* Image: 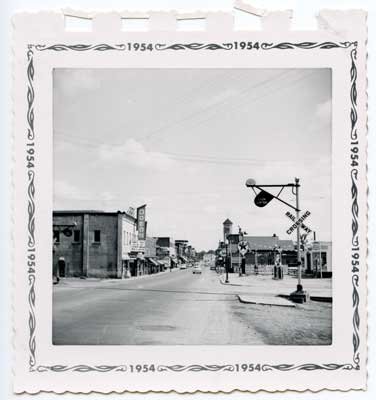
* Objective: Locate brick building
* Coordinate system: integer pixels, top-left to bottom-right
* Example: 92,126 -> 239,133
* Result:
175,239 -> 189,264
144,237 -> 163,274
155,237 -> 177,269
53,209 -> 157,279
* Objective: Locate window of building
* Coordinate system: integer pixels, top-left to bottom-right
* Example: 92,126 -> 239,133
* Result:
53,230 -> 60,243
73,229 -> 80,242
94,230 -> 101,243
321,252 -> 327,268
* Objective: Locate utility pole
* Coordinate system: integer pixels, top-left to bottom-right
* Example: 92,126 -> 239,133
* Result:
245,176 -> 309,303
295,178 -> 302,290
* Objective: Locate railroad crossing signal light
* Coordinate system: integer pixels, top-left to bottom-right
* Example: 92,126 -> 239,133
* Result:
245,178 -> 256,187
254,190 -> 274,207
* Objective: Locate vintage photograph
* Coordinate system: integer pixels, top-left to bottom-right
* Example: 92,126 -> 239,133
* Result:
52,67 -> 332,346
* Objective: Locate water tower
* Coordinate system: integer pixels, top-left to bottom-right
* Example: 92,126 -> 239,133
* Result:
223,218 -> 233,242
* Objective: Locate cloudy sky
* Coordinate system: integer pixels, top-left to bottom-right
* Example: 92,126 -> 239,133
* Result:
53,68 -> 331,251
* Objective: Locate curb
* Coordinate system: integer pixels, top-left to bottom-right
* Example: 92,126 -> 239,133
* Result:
278,294 -> 332,303
57,268 -> 184,286
107,267 -> 182,283
219,275 -> 243,287
237,294 -> 296,308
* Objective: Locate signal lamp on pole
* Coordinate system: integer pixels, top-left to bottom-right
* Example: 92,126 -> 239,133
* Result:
245,177 -> 309,303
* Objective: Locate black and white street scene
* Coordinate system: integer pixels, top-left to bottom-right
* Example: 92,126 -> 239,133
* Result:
53,68 -> 332,345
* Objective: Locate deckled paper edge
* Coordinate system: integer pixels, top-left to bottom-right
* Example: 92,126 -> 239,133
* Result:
10,6 -> 368,395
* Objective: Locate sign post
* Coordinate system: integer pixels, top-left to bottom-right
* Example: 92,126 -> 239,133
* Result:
237,240 -> 249,277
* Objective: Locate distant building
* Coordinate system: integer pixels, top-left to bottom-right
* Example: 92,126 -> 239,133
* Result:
305,241 -> 332,277
186,244 -> 196,260
175,239 -> 189,264
155,237 -> 177,269
242,235 -> 295,269
217,216 -> 332,276
144,237 -> 162,275
217,231 -> 296,274
203,253 -> 216,265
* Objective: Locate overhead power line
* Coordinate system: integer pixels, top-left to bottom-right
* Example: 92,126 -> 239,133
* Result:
54,130 -> 325,166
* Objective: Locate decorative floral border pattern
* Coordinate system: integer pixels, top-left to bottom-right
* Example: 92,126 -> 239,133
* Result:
157,365 -> 235,372
25,41 -> 360,373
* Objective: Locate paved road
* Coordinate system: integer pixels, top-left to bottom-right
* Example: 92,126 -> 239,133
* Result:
53,265 -> 332,345
53,266 -> 264,345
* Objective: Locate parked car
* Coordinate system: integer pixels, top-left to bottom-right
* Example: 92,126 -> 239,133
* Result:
192,265 -> 202,274
179,264 -> 187,270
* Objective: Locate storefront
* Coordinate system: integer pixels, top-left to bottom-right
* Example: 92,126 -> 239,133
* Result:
306,241 -> 332,277
178,255 -> 188,265
146,257 -> 162,274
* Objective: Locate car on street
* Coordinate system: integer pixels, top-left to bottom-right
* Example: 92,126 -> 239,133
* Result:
192,265 -> 202,274
179,264 -> 187,270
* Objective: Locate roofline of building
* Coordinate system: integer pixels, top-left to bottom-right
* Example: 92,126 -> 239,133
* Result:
53,210 -> 137,221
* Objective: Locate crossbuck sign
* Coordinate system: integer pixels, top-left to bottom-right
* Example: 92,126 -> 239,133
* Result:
238,240 -> 249,256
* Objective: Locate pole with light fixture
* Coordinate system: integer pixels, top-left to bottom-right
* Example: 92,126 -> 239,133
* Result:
52,221 -> 77,284
225,238 -> 229,283
245,177 -> 309,303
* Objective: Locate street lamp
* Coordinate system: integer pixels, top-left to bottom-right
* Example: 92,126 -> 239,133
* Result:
245,177 -> 308,303
225,238 -> 229,283
273,244 -> 283,280
52,222 -> 77,284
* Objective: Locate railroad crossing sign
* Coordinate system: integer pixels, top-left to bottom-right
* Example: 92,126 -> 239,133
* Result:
238,240 -> 249,256
285,210 -> 312,235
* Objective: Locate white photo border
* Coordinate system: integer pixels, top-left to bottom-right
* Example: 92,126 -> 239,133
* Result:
25,40 -> 360,374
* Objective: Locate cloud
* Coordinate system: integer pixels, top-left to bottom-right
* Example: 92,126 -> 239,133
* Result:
54,180 -> 121,211
98,138 -> 175,172
101,191 -> 115,202
54,180 -> 87,201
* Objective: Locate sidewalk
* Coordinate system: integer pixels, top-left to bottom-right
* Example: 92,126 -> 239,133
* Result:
219,273 -> 332,302
55,267 -> 181,288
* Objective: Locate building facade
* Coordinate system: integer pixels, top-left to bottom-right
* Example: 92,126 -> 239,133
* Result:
216,220 -> 332,277
53,209 -> 160,279
305,241 -> 332,277
144,237 -> 162,275
175,239 -> 189,264
53,211 -> 125,278
155,237 -> 177,269
203,252 -> 216,266
216,230 -> 296,274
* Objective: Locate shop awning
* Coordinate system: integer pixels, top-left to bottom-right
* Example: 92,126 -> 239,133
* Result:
146,257 -> 159,266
